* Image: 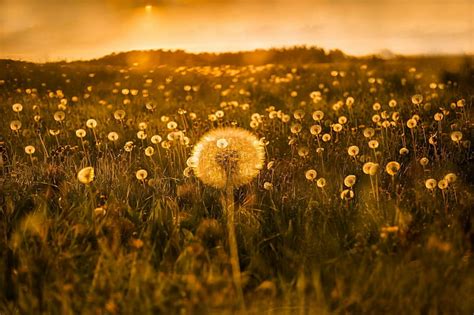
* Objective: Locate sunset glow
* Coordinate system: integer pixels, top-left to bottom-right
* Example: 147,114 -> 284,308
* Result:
1,0 -> 473,61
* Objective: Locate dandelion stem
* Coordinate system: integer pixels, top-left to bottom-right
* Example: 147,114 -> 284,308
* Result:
223,184 -> 245,310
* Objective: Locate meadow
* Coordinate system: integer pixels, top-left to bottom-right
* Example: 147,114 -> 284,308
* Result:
1,54 -> 473,314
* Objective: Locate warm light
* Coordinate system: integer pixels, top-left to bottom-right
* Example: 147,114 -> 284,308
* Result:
145,5 -> 152,12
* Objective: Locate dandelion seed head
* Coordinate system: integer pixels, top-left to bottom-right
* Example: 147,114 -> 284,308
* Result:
77,167 -> 94,184
344,175 -> 357,188
385,161 -> 401,176
24,145 -> 35,155
189,127 -> 265,189
305,169 -> 317,181
136,169 -> 148,180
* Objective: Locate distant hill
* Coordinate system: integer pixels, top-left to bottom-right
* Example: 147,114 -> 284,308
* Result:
74,46 -> 349,67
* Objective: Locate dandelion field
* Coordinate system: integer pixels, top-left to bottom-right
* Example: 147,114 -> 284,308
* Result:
1,55 -> 474,314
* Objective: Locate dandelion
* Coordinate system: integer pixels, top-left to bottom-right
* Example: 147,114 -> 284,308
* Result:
291,123 -> 302,134
107,132 -> 119,142
316,178 -> 326,188
24,145 -> 35,155
189,127 -> 264,306
312,110 -> 324,121
297,147 -> 309,158
347,145 -> 360,157
322,133 -> 331,142
12,103 -> 23,113
363,127 -> 375,138
151,135 -> 162,144
363,162 -> 379,175
344,175 -> 356,188
114,109 -> 126,121
10,120 -> 22,131
305,169 -> 317,181
136,169 -> 148,181
385,161 -> 401,176
406,118 -> 417,129
437,179 -> 448,190
434,113 -> 444,121
332,123 -> 343,133
368,140 -> 379,149
263,182 -> 273,191
425,178 -> 437,190
340,189 -> 354,200
86,119 -> 97,129
54,111 -> 66,122
189,127 -> 265,189
167,121 -> 178,130
76,129 -> 86,138
399,147 -> 409,155
419,157 -> 429,167
310,125 -> 322,135
77,167 -> 94,184
124,141 -> 134,152
444,173 -> 457,183
137,131 -> 147,140
411,94 -> 423,105
144,146 -> 155,157
450,131 -> 462,142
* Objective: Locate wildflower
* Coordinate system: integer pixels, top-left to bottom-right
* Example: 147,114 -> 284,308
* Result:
113,109 -> 126,120
316,178 -> 326,188
411,94 -> 423,105
310,125 -> 322,135
137,131 -> 147,140
444,173 -> 457,183
312,110 -> 324,121
76,129 -> 86,138
322,133 -> 331,142
399,147 -> 409,155
340,189 -> 354,200
263,182 -> 273,191
332,123 -> 343,133
419,157 -> 429,166
124,141 -> 134,152
107,132 -> 119,141
347,145 -> 360,157
136,169 -> 148,181
167,121 -> 178,130
53,111 -> 65,122
425,178 -> 437,190
189,127 -> 265,189
344,175 -> 356,188
305,169 -> 317,181
368,140 -> 379,149
145,146 -> 155,156
151,135 -> 162,144
77,167 -> 94,184
86,119 -> 98,129
450,131 -> 462,142
385,161 -> 401,176
406,118 -> 417,129
362,128 -> 375,139
24,145 -> 35,155
363,162 -> 379,175
437,179 -> 448,190
10,120 -> 22,131
434,113 -> 444,121
12,103 -> 23,112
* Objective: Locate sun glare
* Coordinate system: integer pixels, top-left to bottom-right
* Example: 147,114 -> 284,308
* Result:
145,5 -> 152,12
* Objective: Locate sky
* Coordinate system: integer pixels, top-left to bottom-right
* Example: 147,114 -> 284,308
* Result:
0,0 -> 473,61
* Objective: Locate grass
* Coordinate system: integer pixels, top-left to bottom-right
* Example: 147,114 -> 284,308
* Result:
0,56 -> 473,314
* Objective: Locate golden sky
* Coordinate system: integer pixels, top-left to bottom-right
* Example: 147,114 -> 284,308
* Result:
1,0 -> 473,61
